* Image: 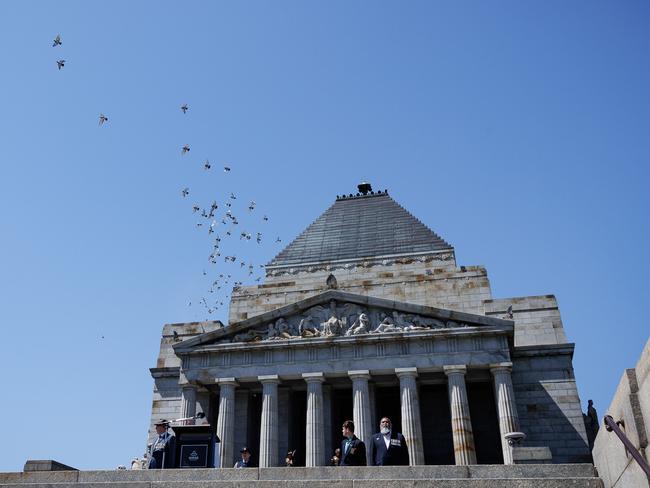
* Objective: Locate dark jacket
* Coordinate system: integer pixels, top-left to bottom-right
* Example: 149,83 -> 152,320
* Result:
148,431 -> 176,469
367,431 -> 409,466
339,435 -> 367,466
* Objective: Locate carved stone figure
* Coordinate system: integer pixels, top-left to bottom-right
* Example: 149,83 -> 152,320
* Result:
326,274 -> 338,289
345,313 -> 370,336
321,314 -> 342,337
266,318 -> 293,340
299,315 -> 321,337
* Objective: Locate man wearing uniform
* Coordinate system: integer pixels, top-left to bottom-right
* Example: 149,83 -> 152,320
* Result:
367,417 -> 409,466
339,420 -> 367,466
148,419 -> 176,469
234,447 -> 255,468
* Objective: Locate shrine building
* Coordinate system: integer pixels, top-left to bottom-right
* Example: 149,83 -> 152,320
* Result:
147,183 -> 591,468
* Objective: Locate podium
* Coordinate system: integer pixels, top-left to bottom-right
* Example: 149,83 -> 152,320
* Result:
171,423 -> 220,468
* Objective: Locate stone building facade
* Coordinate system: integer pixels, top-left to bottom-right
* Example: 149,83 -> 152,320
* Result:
147,186 -> 591,467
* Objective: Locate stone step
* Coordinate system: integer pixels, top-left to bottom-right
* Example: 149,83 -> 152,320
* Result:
0,465 -> 603,488
0,480 -> 604,488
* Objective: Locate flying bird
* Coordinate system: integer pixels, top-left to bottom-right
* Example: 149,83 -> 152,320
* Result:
57,59 -> 65,70
263,215 -> 269,221
276,237 -> 281,243
192,205 -> 200,213
506,305 -> 514,319
182,144 -> 190,154
181,104 -> 188,114
229,193 -> 236,200
181,187 -> 189,197
224,166 -> 231,172
248,201 -> 256,211
52,35 -> 62,47
99,113 -> 108,126
204,159 -> 211,170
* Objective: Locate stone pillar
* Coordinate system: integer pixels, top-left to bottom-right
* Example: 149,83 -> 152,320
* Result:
259,375 -> 280,467
323,384 -> 333,466
180,385 -> 197,419
349,370 -> 373,454
490,362 -> 520,465
303,372 -> 326,467
278,387 -> 290,466
216,378 -> 237,468
444,365 -> 477,465
395,367 -> 425,465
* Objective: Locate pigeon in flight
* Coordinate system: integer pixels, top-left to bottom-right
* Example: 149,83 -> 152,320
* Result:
229,193 -> 236,200
99,113 -> 108,126
204,159 -> 211,170
192,205 -> 200,213
181,104 -> 188,114
256,233 -> 262,244
57,59 -> 65,70
263,215 -> 269,221
224,166 -> 231,172
506,305 -> 514,319
182,144 -> 190,155
248,201 -> 256,211
276,237 -> 281,243
181,187 -> 190,197
52,35 -> 62,47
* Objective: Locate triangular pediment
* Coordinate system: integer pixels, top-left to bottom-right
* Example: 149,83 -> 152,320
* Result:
174,291 -> 513,353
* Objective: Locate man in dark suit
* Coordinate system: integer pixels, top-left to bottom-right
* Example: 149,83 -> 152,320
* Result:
339,420 -> 367,466
148,419 -> 176,469
367,417 -> 409,466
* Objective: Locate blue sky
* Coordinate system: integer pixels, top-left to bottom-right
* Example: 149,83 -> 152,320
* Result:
0,0 -> 648,471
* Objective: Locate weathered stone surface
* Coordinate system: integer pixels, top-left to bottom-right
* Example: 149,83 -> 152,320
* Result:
23,460 -> 77,472
592,337 -> 650,488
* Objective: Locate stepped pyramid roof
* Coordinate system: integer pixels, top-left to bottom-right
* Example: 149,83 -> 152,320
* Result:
268,186 -> 453,268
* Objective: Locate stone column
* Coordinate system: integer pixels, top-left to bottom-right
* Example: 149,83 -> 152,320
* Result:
259,375 -> 280,467
180,385 -> 197,420
395,367 -> 425,465
348,370 -> 373,454
323,384 -> 333,466
444,365 -> 477,465
490,362 -> 520,465
303,372 -> 326,466
216,378 -> 237,468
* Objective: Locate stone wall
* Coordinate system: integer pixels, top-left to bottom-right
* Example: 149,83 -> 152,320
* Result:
512,345 -> 591,464
592,338 -> 650,488
485,296 -> 568,347
229,261 -> 492,324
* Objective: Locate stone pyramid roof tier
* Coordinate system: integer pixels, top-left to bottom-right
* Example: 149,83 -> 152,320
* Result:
268,190 -> 453,269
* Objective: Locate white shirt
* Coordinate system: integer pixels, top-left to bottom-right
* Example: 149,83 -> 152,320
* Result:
383,432 -> 391,449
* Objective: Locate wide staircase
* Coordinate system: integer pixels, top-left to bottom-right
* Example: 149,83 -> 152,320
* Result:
0,464 -> 603,487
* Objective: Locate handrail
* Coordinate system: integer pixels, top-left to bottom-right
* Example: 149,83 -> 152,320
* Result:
604,415 -> 650,479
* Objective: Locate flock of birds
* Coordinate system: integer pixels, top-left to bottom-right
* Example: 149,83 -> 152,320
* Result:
52,34 -> 285,322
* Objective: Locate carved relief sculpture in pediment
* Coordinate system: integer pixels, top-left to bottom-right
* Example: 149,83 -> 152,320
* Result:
225,300 -> 471,344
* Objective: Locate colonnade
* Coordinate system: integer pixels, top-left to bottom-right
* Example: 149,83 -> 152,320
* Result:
182,362 -> 520,467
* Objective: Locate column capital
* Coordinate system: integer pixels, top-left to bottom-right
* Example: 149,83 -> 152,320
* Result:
302,372 -> 325,383
348,370 -> 371,380
444,365 -> 467,376
217,377 -> 238,387
489,362 -> 513,374
395,367 -> 418,378
258,374 -> 280,384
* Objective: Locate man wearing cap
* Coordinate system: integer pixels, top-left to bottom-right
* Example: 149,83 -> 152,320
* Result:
148,419 -> 176,469
234,447 -> 255,468
339,420 -> 366,466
